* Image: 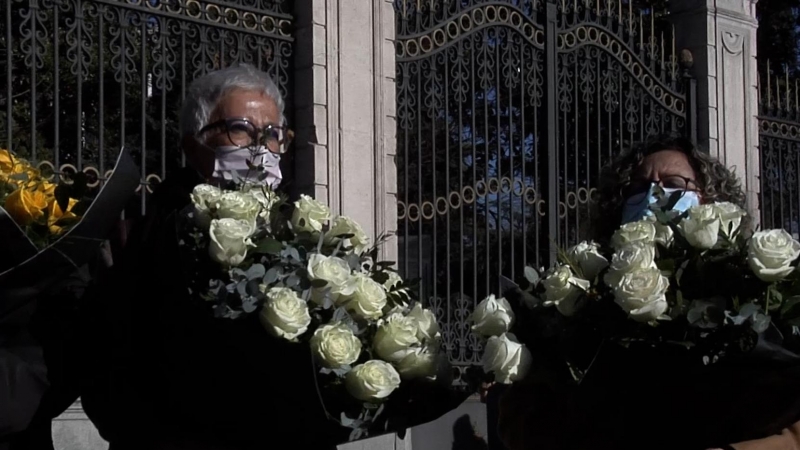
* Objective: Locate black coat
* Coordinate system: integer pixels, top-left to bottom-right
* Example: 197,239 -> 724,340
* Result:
79,168 -> 349,449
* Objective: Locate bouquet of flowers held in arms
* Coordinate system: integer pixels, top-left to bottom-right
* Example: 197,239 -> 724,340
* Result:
0,147 -> 139,317
179,181 -> 472,442
476,188 -> 800,449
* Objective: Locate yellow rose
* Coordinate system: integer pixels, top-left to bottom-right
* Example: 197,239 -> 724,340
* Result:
4,188 -> 49,226
46,197 -> 79,234
38,181 -> 56,197
0,149 -> 20,173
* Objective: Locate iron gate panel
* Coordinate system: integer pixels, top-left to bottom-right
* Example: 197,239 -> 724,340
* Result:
1,0 -> 293,217
759,68 -> 800,237
395,0 -> 689,384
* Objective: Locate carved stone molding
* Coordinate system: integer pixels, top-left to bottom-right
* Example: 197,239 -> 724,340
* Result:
721,30 -> 744,56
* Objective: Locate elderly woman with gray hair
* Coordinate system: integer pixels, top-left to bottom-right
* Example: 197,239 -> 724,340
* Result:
497,136 -> 800,450
77,65 -> 354,450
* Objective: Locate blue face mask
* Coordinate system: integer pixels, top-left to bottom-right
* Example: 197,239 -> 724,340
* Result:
621,183 -> 700,224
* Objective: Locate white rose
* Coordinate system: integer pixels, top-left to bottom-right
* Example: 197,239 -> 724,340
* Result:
310,322 -> 362,368
208,218 -> 255,267
373,311 -> 420,362
341,273 -> 388,321
566,241 -> 609,280
325,216 -> 371,254
482,333 -> 532,384
246,185 -> 279,219
407,303 -> 441,342
613,267 -> 669,322
396,345 -> 439,380
216,191 -> 261,231
471,294 -> 515,337
259,287 -> 311,341
710,202 -> 747,237
603,243 -> 657,287
292,194 -> 331,233
611,220 -> 656,250
541,265 -> 590,317
678,204 -> 721,249
748,229 -> 800,282
190,184 -> 221,228
345,360 -> 401,402
307,254 -> 355,303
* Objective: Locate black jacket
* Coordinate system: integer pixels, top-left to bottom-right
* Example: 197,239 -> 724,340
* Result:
79,168 -> 349,449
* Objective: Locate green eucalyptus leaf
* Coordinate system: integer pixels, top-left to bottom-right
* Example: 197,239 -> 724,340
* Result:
286,273 -> 300,288
524,266 -> 539,285
264,267 -> 281,285
246,264 -> 266,280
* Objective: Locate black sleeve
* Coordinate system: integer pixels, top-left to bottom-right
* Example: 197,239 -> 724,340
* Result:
0,303 -> 48,438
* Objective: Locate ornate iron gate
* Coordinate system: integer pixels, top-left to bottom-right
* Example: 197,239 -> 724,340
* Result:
759,67 -> 800,237
394,0 -> 692,384
1,0 -> 293,216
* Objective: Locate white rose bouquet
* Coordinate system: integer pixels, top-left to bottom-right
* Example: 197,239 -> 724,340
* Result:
492,190 -> 800,450
175,181 -> 467,443
489,189 -> 800,388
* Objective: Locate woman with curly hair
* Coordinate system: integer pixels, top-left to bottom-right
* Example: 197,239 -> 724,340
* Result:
592,135 -> 747,243
497,135 -> 800,450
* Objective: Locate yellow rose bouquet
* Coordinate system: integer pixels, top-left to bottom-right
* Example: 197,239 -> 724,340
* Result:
0,150 -> 82,242
0,147 -> 140,316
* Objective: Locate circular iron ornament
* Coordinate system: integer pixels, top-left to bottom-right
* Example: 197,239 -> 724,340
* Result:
396,41 -> 405,58
420,35 -> 433,53
537,200 -> 546,216
205,3 -> 222,23
488,177 -> 500,195
462,186 -> 476,204
484,5 -> 497,23
510,11 -> 522,27
407,203 -> 420,222
186,0 -> 202,18
448,191 -> 462,209
145,174 -> 162,194
446,21 -> 460,39
60,164 -> 78,186
422,201 -> 435,220
83,166 -> 101,188
497,6 -> 510,22
406,40 -> 419,57
590,188 -> 599,203
566,191 -> 578,209
36,161 -> 56,181
104,170 -> 115,185
475,180 -> 488,197
500,177 -> 513,194
558,201 -> 567,218
433,28 -> 447,47
512,179 -> 525,197
436,197 -> 449,215
472,7 -> 485,26
459,14 -> 471,33
524,187 -> 538,205
397,201 -> 407,220
578,187 -> 591,204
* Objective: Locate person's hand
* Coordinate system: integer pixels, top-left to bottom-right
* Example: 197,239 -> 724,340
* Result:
479,381 -> 495,403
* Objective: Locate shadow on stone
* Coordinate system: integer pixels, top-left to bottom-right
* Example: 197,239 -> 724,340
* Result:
451,414 -> 488,450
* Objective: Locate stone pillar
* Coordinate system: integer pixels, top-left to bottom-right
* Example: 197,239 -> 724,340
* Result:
670,0 -> 760,223
293,0 -> 398,261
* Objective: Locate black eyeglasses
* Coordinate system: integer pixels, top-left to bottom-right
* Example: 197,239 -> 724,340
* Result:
624,175 -> 700,203
198,117 -> 294,154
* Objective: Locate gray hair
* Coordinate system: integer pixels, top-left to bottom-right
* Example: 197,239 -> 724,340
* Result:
179,64 -> 285,139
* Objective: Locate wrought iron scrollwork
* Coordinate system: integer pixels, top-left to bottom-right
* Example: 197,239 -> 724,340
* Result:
2,0 -> 293,212
759,65 -> 800,237
395,0 -> 690,384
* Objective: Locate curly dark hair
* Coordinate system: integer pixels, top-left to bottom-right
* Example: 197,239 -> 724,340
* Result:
592,135 -> 747,243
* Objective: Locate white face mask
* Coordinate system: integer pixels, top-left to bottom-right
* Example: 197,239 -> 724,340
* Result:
211,145 -> 282,188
